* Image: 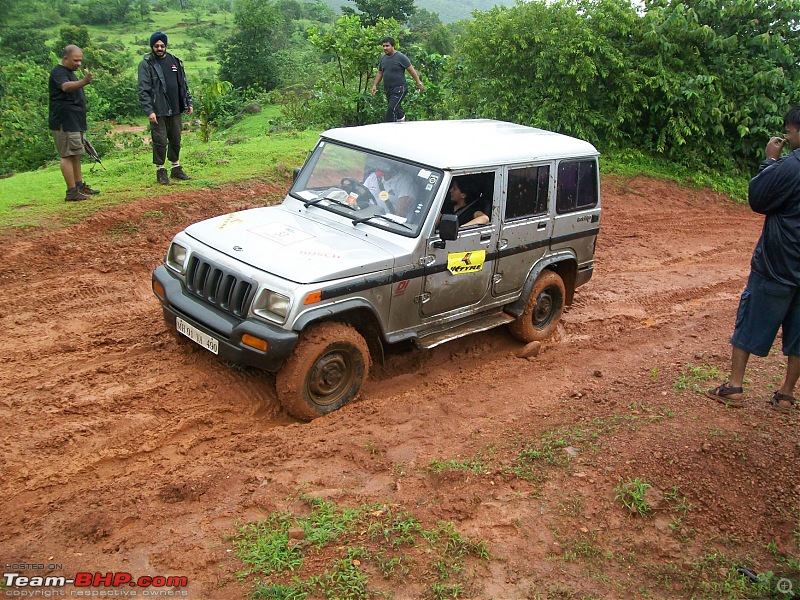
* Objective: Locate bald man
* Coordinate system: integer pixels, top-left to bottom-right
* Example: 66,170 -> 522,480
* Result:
48,45 -> 99,201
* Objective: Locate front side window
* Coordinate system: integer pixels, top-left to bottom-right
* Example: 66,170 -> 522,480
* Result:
290,141 -> 442,237
556,160 -> 598,214
506,165 -> 550,220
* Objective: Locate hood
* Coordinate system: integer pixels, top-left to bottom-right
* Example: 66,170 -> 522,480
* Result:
184,205 -> 395,284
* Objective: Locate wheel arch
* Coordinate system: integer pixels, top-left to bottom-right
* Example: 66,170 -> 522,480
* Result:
505,252 -> 578,318
293,299 -> 386,361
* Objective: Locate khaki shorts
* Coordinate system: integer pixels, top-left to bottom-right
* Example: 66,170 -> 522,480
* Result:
51,129 -> 85,158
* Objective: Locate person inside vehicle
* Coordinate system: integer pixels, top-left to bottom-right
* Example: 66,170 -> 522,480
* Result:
440,177 -> 490,227
363,162 -> 417,219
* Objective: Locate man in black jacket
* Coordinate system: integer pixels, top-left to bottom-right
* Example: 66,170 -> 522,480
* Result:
49,45 -> 100,201
138,32 -> 193,185
707,105 -> 800,413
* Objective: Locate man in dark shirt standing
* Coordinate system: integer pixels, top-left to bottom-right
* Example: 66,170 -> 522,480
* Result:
371,37 -> 423,123
707,106 -> 800,414
138,31 -> 193,185
49,45 -> 99,202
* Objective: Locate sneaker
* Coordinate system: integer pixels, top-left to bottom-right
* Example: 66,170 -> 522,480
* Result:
65,187 -> 90,202
79,182 -> 100,195
170,165 -> 191,181
157,168 -> 171,185
398,116 -> 406,122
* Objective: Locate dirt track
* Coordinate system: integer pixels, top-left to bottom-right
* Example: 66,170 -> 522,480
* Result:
2,175 -> 798,598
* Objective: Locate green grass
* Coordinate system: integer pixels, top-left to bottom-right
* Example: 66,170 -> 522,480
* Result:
602,147 -> 750,202
673,362 -> 722,394
614,477 -> 652,517
233,494 -> 488,599
0,115 -> 319,229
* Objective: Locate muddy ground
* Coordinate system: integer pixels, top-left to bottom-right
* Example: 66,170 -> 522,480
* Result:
2,175 -> 798,599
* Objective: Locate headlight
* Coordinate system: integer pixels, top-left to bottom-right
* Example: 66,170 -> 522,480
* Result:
166,243 -> 188,274
252,289 -> 291,322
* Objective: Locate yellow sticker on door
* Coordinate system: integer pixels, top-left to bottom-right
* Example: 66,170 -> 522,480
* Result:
447,250 -> 486,275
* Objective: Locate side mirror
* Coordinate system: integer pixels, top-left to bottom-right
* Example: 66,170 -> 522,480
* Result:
436,214 -> 459,246
293,167 -> 301,182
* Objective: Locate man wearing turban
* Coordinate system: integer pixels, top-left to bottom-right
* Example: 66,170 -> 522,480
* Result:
137,31 -> 194,185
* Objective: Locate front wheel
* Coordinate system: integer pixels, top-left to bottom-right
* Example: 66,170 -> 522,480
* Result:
276,322 -> 371,420
509,270 -> 566,342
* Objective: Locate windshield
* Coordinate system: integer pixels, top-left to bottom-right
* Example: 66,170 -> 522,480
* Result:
290,140 -> 443,237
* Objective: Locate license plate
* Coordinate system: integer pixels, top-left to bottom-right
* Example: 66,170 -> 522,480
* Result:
176,317 -> 219,355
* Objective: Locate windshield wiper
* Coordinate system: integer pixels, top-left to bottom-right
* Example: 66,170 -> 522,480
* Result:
352,214 -> 412,230
303,196 -> 356,211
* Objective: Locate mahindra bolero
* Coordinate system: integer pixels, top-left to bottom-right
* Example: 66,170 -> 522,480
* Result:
152,119 -> 601,419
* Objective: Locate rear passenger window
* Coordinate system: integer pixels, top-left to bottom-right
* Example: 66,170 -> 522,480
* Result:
506,165 -> 550,220
556,160 -> 598,213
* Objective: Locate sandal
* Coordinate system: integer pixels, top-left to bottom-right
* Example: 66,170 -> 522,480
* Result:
769,391 -> 796,414
705,382 -> 744,408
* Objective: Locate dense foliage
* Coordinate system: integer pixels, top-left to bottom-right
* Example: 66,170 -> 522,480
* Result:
0,0 -> 798,176
450,0 -> 800,171
217,0 -> 287,90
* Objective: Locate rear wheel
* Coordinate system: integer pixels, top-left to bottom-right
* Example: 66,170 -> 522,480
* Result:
509,270 -> 566,342
276,322 -> 370,420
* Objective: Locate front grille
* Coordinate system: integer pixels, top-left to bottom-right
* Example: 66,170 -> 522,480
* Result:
185,255 -> 255,318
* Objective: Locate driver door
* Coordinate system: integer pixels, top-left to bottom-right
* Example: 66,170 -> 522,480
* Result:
420,171 -> 500,317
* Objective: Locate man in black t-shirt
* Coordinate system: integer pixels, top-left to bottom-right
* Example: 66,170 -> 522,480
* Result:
48,45 -> 99,202
137,31 -> 194,185
370,37 -> 424,123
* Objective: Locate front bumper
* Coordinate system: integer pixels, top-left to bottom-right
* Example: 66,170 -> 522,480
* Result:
152,265 -> 298,372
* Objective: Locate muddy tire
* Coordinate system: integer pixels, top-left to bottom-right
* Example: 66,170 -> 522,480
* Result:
509,270 -> 566,343
276,322 -> 370,420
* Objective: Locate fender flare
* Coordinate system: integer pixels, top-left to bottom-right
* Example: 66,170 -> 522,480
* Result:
293,298 -> 385,335
505,251 -> 577,318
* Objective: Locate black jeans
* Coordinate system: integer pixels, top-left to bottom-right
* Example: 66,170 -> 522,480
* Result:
150,114 -> 182,166
384,84 -> 407,122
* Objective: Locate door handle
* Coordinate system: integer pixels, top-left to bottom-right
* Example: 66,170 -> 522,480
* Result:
480,231 -> 492,242
538,222 -> 547,230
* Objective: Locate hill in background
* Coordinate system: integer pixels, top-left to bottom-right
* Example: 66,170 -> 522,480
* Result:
332,0 -> 516,23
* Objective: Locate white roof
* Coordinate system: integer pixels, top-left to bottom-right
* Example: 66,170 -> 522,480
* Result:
322,119 -> 598,170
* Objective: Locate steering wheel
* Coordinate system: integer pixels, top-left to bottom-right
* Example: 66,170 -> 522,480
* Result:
340,177 -> 376,208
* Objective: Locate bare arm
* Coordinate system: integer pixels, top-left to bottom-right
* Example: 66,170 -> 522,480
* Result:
406,65 -> 424,92
463,210 -> 489,227
61,70 -> 92,93
371,71 -> 383,94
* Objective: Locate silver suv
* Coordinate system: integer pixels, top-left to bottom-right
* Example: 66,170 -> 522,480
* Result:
152,119 -> 601,419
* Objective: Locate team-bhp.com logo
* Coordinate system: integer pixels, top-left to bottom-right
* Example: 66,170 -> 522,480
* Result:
4,571 -> 189,597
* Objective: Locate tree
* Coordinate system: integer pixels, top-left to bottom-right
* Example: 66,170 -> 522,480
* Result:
302,0 -> 335,21
71,0 -> 135,24
218,0 -> 287,90
452,0 -> 638,144
636,0 -> 800,169
0,60 -> 53,174
450,0 -> 800,172
305,15 -> 401,125
194,78 -> 234,142
51,25 -> 91,56
0,27 -> 53,67
407,8 -> 452,54
341,0 -> 416,26
425,23 -> 452,55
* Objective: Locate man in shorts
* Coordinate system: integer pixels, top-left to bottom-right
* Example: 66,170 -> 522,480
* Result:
49,45 -> 99,202
707,105 -> 800,413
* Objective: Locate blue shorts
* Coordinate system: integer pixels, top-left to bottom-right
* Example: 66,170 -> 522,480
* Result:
730,270 -> 800,357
